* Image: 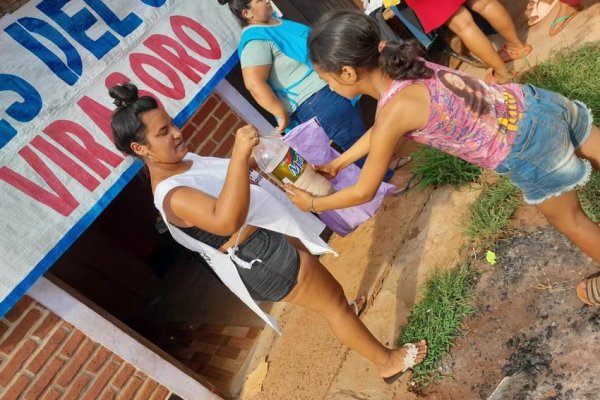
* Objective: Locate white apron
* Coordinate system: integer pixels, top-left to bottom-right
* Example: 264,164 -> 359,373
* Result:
154,153 -> 336,332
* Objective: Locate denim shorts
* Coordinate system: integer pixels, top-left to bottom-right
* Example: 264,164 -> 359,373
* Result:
495,84 -> 593,204
233,228 -> 300,302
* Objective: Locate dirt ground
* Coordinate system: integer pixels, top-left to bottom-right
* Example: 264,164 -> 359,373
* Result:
425,225 -> 600,400
238,2 -> 600,399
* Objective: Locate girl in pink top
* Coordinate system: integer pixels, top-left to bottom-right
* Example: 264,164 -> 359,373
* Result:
286,10 -> 600,306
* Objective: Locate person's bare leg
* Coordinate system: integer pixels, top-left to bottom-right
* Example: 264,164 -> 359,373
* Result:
536,190 -> 600,305
468,0 -> 527,49
536,191 -> 600,264
282,239 -> 427,378
446,6 -> 509,80
575,124 -> 600,170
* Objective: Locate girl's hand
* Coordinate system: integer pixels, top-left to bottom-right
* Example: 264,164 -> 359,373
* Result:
284,184 -> 313,212
274,113 -> 290,133
313,163 -> 339,180
232,125 -> 259,158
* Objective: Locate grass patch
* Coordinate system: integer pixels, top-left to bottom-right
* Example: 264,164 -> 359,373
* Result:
580,171 -> 600,223
396,264 -> 476,391
464,177 -> 521,249
412,147 -> 482,188
519,43 -> 600,116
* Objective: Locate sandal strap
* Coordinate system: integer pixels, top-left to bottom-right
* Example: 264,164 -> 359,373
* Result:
401,343 -> 419,373
586,275 -> 600,305
550,14 -> 572,28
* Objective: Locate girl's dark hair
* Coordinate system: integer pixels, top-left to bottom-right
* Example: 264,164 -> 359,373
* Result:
218,0 -> 252,27
437,70 -> 491,115
309,10 -> 432,81
109,83 -> 158,156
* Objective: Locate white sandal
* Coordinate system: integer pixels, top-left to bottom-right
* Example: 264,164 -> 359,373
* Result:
383,342 -> 421,384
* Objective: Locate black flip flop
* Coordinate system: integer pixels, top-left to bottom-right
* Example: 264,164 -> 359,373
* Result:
390,155 -> 412,171
392,174 -> 422,196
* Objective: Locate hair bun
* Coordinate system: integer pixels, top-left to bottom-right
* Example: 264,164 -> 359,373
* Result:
108,83 -> 139,108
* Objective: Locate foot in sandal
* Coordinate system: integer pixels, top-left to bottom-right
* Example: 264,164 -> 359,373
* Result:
349,295 -> 367,316
528,0 -> 559,26
549,2 -> 583,37
379,340 -> 428,384
576,271 -> 600,305
498,43 -> 533,63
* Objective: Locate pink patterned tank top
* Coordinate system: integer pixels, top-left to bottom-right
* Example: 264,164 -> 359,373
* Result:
377,62 -> 525,169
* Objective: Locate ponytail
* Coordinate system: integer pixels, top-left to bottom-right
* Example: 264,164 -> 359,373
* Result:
309,10 -> 432,80
379,40 -> 432,80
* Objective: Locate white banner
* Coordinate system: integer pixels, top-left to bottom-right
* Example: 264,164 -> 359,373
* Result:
0,0 -> 241,315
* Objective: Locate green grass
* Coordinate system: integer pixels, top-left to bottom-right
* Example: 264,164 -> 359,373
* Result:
580,171 -> 600,223
411,147 -> 482,188
396,264 -> 476,391
519,43 -> 600,117
464,177 -> 521,249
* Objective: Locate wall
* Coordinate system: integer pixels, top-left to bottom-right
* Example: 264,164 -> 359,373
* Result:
0,296 -> 172,400
182,93 -> 246,157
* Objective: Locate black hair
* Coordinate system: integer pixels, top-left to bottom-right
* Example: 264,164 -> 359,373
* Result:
109,83 -> 159,157
218,0 -> 252,27
309,10 -> 432,81
437,70 -> 491,115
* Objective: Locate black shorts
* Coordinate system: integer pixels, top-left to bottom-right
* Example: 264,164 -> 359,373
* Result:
233,228 -> 300,301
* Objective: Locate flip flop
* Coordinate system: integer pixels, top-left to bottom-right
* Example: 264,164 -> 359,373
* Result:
349,295 -> 367,316
549,7 -> 582,37
498,43 -> 533,63
528,0 -> 559,26
390,155 -> 412,171
392,174 -> 422,196
382,342 -> 421,384
576,271 -> 600,306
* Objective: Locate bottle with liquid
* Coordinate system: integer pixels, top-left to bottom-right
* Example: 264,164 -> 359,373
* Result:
252,134 -> 334,197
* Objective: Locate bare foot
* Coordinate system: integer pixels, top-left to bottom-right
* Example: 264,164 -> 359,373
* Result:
379,339 -> 428,380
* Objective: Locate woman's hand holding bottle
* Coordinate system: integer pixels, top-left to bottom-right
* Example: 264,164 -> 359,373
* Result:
232,125 -> 260,159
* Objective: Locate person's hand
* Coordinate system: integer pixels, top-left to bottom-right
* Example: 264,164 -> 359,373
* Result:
284,184 -> 314,212
232,125 -> 259,159
273,113 -> 290,133
313,162 -> 339,180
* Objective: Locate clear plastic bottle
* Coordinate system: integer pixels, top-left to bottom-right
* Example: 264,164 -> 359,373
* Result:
252,134 -> 334,196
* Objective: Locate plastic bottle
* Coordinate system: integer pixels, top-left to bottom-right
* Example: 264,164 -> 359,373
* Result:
252,134 -> 334,196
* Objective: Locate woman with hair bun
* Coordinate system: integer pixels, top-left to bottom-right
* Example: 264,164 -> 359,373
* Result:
108,82 -> 427,384
286,10 -> 600,307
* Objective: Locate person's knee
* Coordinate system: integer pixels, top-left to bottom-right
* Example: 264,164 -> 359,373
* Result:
447,8 -> 477,33
468,0 -> 495,14
320,284 -> 351,318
